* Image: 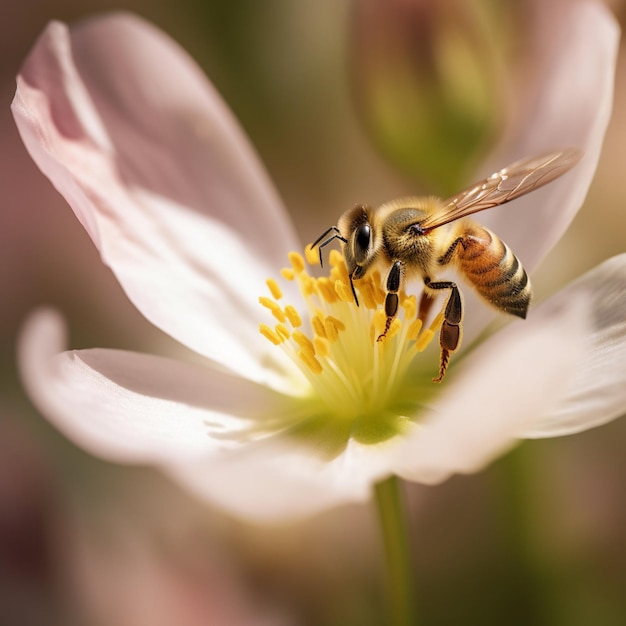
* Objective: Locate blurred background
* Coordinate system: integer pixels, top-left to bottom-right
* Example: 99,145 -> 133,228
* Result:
1,1 -> 625,625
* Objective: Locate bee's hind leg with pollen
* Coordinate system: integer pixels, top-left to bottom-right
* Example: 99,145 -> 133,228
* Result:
423,278 -> 463,382
377,260 -> 403,342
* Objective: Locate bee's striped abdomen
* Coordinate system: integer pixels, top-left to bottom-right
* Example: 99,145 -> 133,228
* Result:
456,225 -> 531,318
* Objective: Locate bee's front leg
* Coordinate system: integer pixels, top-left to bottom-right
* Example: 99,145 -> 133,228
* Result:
377,260 -> 403,342
423,278 -> 463,382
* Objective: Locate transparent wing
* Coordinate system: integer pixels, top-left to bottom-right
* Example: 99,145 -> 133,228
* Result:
420,148 -> 583,232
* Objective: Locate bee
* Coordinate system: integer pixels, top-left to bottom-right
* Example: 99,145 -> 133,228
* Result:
312,148 -> 582,382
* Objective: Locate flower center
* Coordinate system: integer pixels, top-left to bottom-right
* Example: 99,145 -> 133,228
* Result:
258,247 -> 443,455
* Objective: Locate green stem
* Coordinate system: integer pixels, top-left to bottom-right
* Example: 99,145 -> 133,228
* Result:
374,475 -> 418,626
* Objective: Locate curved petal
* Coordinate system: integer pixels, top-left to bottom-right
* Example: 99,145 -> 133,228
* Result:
459,1 -> 618,341
12,14 -> 300,385
523,255 -> 626,437
482,1 -> 618,271
391,287 -> 591,484
18,309 -> 292,464
166,435 -> 395,524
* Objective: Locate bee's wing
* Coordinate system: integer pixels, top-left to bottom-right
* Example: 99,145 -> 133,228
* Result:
420,148 -> 583,232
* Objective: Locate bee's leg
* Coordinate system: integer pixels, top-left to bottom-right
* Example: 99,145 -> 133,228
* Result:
423,278 -> 462,382
377,260 -> 403,342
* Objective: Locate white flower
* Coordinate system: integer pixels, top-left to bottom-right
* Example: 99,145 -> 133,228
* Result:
12,6 -> 625,523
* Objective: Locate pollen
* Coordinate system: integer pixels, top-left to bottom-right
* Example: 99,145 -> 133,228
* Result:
258,246 -> 445,429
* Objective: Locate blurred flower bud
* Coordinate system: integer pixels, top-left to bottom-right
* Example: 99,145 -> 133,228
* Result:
351,0 -> 512,194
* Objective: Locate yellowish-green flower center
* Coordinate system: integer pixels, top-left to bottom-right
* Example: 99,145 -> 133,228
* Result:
258,247 -> 443,455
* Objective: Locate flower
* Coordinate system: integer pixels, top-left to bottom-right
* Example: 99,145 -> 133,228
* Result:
12,6 -> 625,523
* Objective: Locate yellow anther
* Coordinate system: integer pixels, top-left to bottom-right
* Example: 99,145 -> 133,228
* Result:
288,251 -> 305,274
281,267 -> 295,281
385,318 -> 402,340
402,295 -> 417,320
332,265 -> 351,287
316,277 -> 338,303
428,309 -> 445,333
415,329 -> 435,352
370,309 -> 388,343
301,276 -> 316,297
292,331 -> 316,354
325,315 -> 345,331
311,315 -> 327,339
329,249 -> 344,267
416,310 -> 445,352
335,279 -> 354,303
314,336 -> 330,357
324,317 -> 340,342
298,349 -> 323,375
305,244 -> 319,266
407,318 -> 423,341
275,324 -> 291,341
284,305 -> 302,328
266,278 -> 283,300
359,282 -> 378,310
259,297 -> 286,322
259,323 -> 282,345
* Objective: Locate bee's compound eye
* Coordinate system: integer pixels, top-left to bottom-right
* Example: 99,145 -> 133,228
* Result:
355,223 -> 371,251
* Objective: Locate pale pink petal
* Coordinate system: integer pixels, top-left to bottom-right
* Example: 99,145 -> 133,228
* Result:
18,309 -> 291,465
12,14 -> 299,385
481,1 -> 618,271
166,436 -> 396,523
462,1 -> 618,339
391,289 -> 591,484
523,255 -> 626,437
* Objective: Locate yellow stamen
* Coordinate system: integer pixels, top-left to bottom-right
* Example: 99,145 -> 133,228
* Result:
298,349 -> 323,374
292,331 -> 316,354
259,323 -> 282,345
266,278 -> 283,300
407,318 -> 423,341
402,295 -> 417,320
259,296 -> 286,323
314,337 -> 330,357
335,280 -> 354,303
284,305 -> 302,328
326,315 -> 345,332
258,246 -> 450,439
370,309 -> 388,343
415,310 -> 445,352
288,251 -> 305,274
311,315 -> 327,339
275,323 -> 291,341
324,316 -> 341,343
304,243 -> 319,266
358,281 -> 379,310
316,277 -> 337,304
281,267 -> 295,281
301,276 -> 316,297
385,318 -> 402,341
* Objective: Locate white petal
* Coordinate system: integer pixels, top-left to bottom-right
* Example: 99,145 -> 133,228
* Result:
523,255 -> 626,437
19,309 -> 290,464
482,2 -> 618,271
12,15 -> 300,385
167,436 -> 397,524
391,289 -> 591,484
454,2 -> 618,343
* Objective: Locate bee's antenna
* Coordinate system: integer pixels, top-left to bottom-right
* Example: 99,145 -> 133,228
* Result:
311,226 -> 347,267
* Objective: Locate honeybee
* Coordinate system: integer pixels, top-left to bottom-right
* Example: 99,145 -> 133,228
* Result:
313,148 -> 582,382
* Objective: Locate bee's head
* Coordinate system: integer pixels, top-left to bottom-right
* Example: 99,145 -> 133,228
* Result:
338,204 -> 378,278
